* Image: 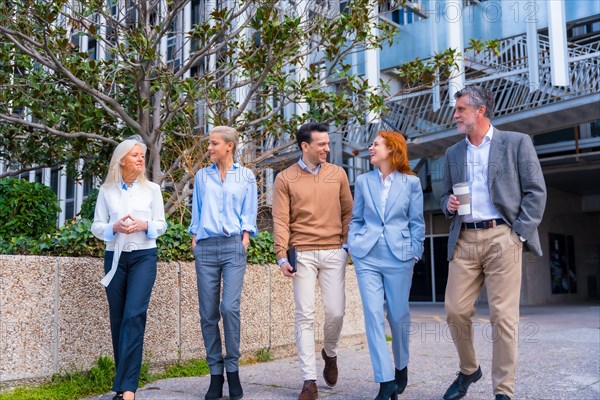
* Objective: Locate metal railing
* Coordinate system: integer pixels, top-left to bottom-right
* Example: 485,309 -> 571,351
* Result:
343,30 -> 600,150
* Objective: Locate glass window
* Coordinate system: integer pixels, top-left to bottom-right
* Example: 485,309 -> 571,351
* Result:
590,121 -> 600,138
533,127 -> 575,146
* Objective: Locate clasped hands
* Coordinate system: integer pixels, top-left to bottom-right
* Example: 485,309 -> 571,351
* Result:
113,214 -> 148,235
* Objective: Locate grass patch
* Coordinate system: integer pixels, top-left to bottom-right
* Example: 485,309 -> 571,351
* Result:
1,347 -> 279,400
240,347 -> 272,365
0,357 -> 210,400
0,356 -> 115,400
255,348 -> 272,363
159,359 -> 210,379
386,335 -> 392,342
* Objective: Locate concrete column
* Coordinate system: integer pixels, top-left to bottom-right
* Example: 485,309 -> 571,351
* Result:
97,14 -> 106,60
547,0 -> 569,87
183,1 -> 192,79
58,167 -> 68,226
296,0 -> 309,117
365,1 -> 380,123
75,159 -> 84,216
446,0 -> 465,105
526,0 -> 539,92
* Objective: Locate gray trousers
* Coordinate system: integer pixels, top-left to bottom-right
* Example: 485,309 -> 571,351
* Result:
193,235 -> 247,375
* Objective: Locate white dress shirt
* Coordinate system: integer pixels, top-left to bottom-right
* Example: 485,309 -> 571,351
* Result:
463,125 -> 503,223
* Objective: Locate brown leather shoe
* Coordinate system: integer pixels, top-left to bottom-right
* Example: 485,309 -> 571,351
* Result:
321,348 -> 338,387
298,380 -> 318,400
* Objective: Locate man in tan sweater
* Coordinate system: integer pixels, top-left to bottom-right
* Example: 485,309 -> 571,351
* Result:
272,122 -> 353,400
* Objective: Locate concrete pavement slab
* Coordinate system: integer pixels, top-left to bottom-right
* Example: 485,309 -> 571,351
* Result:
83,304 -> 600,400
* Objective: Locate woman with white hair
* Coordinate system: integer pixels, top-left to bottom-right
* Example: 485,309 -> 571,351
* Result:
91,135 -> 167,400
189,126 -> 258,400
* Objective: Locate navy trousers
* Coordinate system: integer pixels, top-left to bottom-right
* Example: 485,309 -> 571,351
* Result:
193,235 -> 247,375
104,247 -> 157,392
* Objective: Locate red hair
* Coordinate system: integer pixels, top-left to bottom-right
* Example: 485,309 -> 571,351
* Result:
379,131 -> 415,176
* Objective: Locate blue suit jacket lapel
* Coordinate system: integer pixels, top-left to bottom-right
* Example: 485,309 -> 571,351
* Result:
366,172 -> 384,221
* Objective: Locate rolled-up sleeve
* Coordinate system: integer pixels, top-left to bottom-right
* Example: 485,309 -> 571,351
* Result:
240,169 -> 258,237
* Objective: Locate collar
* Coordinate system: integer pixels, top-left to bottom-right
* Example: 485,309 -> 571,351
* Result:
210,162 -> 240,171
465,124 -> 494,147
298,157 -> 321,173
120,179 -> 138,190
377,168 -> 397,183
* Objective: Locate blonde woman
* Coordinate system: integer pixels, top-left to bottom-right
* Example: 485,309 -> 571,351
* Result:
91,135 -> 167,400
189,126 -> 258,400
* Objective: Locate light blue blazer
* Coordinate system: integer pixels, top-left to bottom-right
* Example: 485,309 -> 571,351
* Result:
348,171 -> 425,261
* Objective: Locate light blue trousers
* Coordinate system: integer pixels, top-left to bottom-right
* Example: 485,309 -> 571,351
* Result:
354,236 -> 414,383
193,235 -> 247,375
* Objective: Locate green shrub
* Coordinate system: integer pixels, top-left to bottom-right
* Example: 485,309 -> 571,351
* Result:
157,222 -> 194,261
0,188 -> 278,263
77,188 -> 98,220
0,178 -> 60,240
49,218 -> 104,257
247,231 -> 277,264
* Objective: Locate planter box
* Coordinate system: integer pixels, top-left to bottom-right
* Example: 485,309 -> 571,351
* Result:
0,256 -> 365,386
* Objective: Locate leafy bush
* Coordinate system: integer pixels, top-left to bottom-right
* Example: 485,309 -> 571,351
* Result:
77,188 -> 98,220
0,178 -> 60,240
0,191 -> 277,263
247,231 -> 277,264
157,222 -> 194,261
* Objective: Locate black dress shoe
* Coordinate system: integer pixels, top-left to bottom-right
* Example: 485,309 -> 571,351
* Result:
495,394 -> 511,400
395,366 -> 407,394
374,380 -> 398,400
443,366 -> 482,400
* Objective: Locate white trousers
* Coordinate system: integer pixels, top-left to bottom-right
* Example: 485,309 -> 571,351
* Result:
293,248 -> 347,381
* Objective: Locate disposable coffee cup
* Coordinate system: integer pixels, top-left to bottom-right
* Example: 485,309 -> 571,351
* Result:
452,182 -> 471,215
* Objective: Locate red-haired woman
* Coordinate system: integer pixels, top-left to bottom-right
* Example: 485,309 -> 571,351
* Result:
348,131 -> 425,400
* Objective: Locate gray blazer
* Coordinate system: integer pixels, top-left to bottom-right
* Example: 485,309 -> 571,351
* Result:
440,128 -> 547,260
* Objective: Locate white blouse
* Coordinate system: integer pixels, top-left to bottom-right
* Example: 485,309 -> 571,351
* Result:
91,181 -> 167,286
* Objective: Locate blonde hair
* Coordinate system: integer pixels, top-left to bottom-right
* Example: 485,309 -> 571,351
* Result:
210,126 -> 240,155
102,136 -> 149,186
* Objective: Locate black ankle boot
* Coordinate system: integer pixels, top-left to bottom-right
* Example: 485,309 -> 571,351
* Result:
395,366 -> 408,394
227,370 -> 243,400
375,380 -> 398,400
205,374 -> 224,400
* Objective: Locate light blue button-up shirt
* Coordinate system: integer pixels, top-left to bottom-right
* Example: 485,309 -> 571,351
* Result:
188,163 -> 258,241
297,157 -> 321,175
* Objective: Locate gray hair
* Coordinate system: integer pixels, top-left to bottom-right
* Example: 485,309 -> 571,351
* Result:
454,86 -> 495,119
210,126 -> 240,154
103,135 -> 148,186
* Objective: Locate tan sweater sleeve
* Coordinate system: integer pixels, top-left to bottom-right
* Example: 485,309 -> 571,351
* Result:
339,168 -> 353,244
272,173 -> 290,260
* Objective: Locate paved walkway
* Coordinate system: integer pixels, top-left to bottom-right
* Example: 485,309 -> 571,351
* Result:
85,304 -> 600,400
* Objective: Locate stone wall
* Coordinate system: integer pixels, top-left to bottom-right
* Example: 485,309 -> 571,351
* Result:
0,256 -> 366,386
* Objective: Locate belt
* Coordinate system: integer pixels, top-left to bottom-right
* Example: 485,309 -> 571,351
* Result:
462,218 -> 506,230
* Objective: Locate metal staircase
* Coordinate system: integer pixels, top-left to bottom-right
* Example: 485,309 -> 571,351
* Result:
344,30 -> 600,162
